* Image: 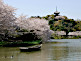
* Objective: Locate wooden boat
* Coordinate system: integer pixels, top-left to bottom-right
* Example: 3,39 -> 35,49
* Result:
19,44 -> 42,52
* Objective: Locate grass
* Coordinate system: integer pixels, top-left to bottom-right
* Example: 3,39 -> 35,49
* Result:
0,40 -> 41,47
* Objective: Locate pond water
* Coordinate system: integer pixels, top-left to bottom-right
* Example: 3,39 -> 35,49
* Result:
0,39 -> 81,61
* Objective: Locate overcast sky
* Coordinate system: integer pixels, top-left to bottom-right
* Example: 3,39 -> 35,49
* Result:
3,0 -> 81,20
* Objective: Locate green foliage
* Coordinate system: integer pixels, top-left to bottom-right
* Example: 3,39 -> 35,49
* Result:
51,33 -> 81,39
0,40 -> 41,47
50,24 -> 54,30
31,16 -> 41,19
48,17 -> 79,36
42,14 -> 81,37
74,21 -> 81,31
63,16 -> 68,19
42,14 -> 55,20
51,33 -> 66,39
49,20 -> 54,25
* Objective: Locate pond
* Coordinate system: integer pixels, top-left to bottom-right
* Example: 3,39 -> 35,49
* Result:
0,39 -> 81,61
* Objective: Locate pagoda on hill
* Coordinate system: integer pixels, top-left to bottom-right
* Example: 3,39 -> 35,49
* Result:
54,7 -> 65,20
54,7 -> 60,17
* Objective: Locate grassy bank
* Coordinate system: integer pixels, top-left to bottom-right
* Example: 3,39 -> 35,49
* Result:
51,35 -> 81,39
0,40 -> 41,47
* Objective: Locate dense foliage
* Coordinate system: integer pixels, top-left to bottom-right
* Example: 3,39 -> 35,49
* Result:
15,15 -> 52,41
43,14 -> 81,36
0,0 -> 16,32
0,0 -> 16,41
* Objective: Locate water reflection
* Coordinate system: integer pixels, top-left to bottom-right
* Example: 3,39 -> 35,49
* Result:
52,46 -> 68,60
0,39 -> 81,61
50,39 -> 81,61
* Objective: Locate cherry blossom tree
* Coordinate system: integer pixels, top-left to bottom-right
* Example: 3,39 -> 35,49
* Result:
15,15 -> 52,41
0,0 -> 53,41
0,0 -> 16,34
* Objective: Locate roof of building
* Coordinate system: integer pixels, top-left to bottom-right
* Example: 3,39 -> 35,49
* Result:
54,11 -> 60,14
54,16 -> 65,20
54,7 -> 60,14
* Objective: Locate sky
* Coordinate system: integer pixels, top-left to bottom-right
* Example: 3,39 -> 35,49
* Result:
3,0 -> 81,20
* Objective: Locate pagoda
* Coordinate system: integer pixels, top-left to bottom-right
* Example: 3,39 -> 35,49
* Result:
54,7 -> 60,17
54,7 -> 65,20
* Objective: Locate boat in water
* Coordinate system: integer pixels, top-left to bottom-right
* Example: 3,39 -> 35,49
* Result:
19,44 -> 42,52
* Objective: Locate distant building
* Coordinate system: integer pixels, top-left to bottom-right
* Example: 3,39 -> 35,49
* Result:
54,7 -> 60,17
54,7 -> 65,20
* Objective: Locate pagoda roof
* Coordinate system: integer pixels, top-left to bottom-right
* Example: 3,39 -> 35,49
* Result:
54,11 -> 60,14
54,7 -> 60,14
54,16 -> 65,20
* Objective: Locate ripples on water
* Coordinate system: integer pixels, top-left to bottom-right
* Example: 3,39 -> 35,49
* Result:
0,39 -> 81,61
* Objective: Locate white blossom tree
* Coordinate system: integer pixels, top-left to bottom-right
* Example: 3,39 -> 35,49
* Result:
0,0 -> 53,41
15,15 -> 52,41
0,0 -> 16,34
